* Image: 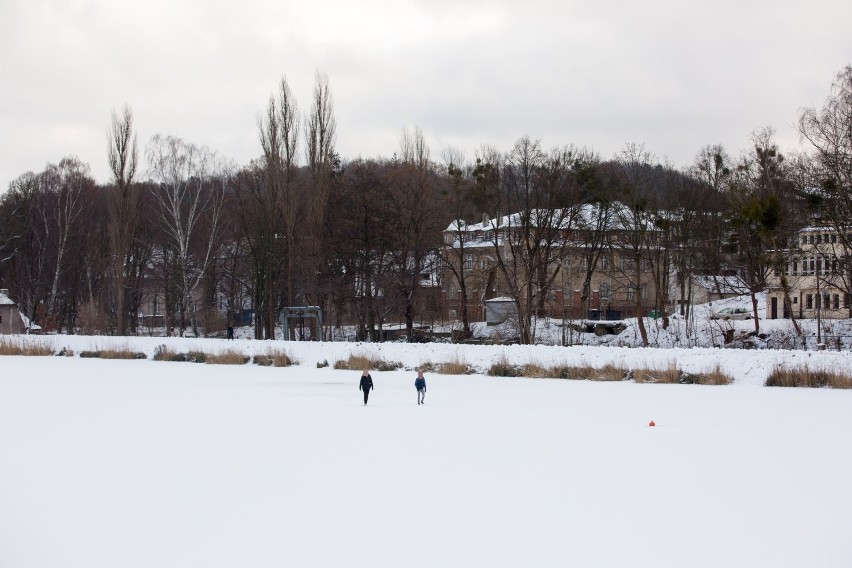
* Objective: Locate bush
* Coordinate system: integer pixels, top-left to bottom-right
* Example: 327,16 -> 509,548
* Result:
680,364 -> 733,385
253,349 -> 296,367
316,359 -> 329,369
79,350 -> 100,358
488,355 -> 524,377
153,345 -> 206,363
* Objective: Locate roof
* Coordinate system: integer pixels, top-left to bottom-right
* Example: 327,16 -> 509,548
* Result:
445,202 -> 656,235
0,290 -> 15,306
19,312 -> 41,331
692,275 -> 747,294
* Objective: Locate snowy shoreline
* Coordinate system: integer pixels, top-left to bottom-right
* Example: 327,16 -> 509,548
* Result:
4,332 -> 852,387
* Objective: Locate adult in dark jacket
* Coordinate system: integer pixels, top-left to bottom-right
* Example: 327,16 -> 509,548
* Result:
359,369 -> 374,405
415,370 -> 426,405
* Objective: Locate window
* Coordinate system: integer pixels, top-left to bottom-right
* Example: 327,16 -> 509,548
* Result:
792,259 -> 798,275
600,256 -> 609,270
832,234 -> 838,244
792,297 -> 798,304
823,293 -> 831,309
846,294 -> 851,309
620,257 -> 635,271
802,236 -> 807,246
600,282 -> 610,299
641,283 -> 649,302
806,294 -> 813,309
834,294 -> 840,310
817,258 -> 822,275
627,286 -> 635,301
816,294 -> 822,310
809,235 -> 815,244
465,254 -> 473,271
816,234 -> 822,244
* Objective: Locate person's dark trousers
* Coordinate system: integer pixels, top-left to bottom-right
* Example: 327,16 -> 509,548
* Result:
417,389 -> 425,404
363,389 -> 370,405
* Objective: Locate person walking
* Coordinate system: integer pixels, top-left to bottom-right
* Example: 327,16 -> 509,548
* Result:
415,370 -> 426,405
359,369 -> 374,405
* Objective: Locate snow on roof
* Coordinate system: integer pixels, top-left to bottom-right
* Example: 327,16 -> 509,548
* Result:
19,312 -> 41,331
0,290 -> 15,306
445,202 -> 655,235
692,275 -> 748,294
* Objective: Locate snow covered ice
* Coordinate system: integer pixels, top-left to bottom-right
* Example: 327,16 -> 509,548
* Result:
2,339 -> 852,567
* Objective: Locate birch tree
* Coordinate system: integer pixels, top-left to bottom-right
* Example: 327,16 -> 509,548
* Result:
147,135 -> 227,336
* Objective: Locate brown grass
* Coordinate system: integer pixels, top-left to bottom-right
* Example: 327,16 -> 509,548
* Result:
632,362 -> 681,384
488,356 -> 630,381
766,364 -> 852,389
97,346 -> 147,360
0,337 -> 54,356
684,364 -> 733,385
206,349 -> 250,365
152,345 -> 205,362
153,344 -> 180,361
586,364 -> 629,381
436,356 -> 474,375
253,348 -> 297,367
487,355 -> 523,377
333,352 -> 402,372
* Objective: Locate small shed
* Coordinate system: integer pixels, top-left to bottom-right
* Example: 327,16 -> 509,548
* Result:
484,297 -> 517,326
0,289 -> 28,334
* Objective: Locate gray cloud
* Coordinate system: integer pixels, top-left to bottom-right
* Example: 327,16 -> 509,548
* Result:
1,0 -> 850,190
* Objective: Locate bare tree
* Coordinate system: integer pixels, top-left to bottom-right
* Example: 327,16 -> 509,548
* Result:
107,105 -> 139,335
43,158 -> 90,320
727,127 -> 794,333
386,126 -> 443,339
252,76 -> 302,339
438,147 -> 477,340
146,135 -> 227,336
798,65 -> 852,315
484,137 -> 583,344
304,71 -> 337,316
612,143 -> 658,347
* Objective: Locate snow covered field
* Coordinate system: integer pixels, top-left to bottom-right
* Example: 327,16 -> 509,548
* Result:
2,337 -> 852,567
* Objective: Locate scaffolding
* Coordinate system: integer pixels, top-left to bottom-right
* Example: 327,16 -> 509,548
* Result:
280,306 -> 323,341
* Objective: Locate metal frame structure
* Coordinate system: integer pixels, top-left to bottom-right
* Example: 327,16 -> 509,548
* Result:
280,306 -> 323,341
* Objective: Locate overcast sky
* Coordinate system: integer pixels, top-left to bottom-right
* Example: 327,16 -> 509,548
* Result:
1,0 -> 850,191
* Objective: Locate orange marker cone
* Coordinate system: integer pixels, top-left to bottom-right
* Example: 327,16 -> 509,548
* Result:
648,420 -> 656,427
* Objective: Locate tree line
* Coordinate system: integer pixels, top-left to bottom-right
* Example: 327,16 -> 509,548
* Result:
1,66 -> 850,343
